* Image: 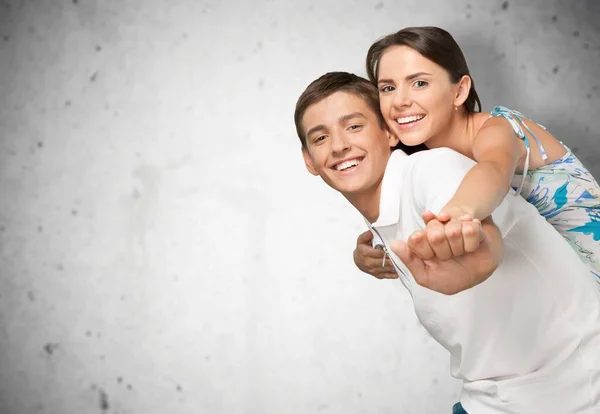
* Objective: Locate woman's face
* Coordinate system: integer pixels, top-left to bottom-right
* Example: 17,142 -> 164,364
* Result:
377,45 -> 462,147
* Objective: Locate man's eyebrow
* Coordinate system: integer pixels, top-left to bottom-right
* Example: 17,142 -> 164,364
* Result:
306,124 -> 327,139
305,113 -> 366,138
377,72 -> 432,84
339,112 -> 366,123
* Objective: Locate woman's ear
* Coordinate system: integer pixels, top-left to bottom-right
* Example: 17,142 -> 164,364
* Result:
454,75 -> 472,107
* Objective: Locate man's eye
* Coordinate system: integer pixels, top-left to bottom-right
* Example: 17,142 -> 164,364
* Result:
380,85 -> 394,93
314,135 -> 326,142
413,80 -> 428,88
348,125 -> 362,131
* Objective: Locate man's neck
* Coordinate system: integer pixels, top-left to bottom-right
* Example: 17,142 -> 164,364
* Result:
345,183 -> 383,224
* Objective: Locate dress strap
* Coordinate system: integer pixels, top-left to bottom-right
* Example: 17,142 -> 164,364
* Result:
489,106 -> 548,195
490,106 -> 548,160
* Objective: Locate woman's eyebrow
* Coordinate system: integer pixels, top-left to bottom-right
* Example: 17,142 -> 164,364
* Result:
405,71 -> 432,80
378,72 -> 432,84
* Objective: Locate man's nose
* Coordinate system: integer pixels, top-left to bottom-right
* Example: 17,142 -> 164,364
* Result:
330,132 -> 350,154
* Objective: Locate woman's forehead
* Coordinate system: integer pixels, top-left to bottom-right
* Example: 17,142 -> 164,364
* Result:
378,46 -> 443,78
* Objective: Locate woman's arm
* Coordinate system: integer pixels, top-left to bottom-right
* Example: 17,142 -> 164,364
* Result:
439,117 -> 523,220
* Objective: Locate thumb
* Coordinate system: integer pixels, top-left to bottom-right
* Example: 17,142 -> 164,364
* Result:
390,240 -> 425,277
436,210 -> 452,223
422,210 -> 437,224
474,219 -> 487,244
357,230 -> 373,245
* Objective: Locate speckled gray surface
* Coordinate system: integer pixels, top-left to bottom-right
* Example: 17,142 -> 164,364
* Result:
0,1 -> 598,413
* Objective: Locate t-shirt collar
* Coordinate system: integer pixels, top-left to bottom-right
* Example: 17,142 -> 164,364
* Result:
368,149 -> 409,228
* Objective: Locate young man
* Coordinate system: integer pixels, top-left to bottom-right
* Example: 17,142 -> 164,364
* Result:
294,72 -> 600,413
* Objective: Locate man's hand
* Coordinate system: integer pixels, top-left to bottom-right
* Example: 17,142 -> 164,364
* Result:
353,231 -> 398,279
418,211 -> 483,260
392,215 -> 503,295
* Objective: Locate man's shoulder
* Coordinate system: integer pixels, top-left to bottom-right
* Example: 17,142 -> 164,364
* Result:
408,147 -> 471,163
403,147 -> 475,177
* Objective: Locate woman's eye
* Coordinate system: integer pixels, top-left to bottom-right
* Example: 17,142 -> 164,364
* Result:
413,80 -> 428,88
380,85 -> 394,93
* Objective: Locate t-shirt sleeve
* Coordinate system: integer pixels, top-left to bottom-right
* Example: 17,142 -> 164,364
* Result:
411,148 -> 478,215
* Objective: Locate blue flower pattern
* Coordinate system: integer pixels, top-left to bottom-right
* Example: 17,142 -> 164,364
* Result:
492,106 -> 600,284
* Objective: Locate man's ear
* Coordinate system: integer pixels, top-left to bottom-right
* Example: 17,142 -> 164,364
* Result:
385,125 -> 400,148
302,148 -> 319,176
454,75 -> 472,107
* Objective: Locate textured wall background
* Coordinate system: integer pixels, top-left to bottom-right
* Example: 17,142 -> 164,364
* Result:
0,1 -> 598,413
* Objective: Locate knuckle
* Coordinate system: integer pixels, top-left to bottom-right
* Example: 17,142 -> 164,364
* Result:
427,220 -> 441,228
447,228 -> 461,239
430,235 -> 444,245
462,227 -> 474,237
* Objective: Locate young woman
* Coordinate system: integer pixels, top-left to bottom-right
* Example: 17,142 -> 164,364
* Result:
354,26 -> 600,284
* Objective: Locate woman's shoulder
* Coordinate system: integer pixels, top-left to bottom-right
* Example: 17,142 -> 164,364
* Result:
478,106 -> 540,142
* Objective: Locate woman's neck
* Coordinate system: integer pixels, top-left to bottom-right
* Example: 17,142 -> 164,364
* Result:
425,110 -> 486,159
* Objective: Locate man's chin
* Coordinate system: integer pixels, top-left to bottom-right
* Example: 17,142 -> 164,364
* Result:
322,174 -> 371,194
336,183 -> 370,196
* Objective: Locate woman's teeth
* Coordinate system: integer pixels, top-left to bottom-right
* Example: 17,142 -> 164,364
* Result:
396,115 -> 425,125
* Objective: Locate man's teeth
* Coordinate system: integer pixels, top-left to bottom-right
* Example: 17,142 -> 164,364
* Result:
335,159 -> 360,171
396,115 -> 425,124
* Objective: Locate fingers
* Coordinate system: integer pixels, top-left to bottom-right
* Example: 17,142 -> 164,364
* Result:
422,210 -> 437,224
407,229 -> 435,260
356,230 -> 373,246
436,206 -> 475,223
355,242 -> 385,260
462,219 -> 484,253
445,218 -> 465,257
425,219 -> 453,261
371,255 -> 398,279
390,240 -> 425,279
435,210 -> 452,223
413,215 -> 482,260
432,210 -> 469,223
373,266 -> 399,280
353,243 -> 396,279
353,245 -> 384,271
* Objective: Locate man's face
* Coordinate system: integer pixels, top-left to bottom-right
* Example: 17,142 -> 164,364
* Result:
301,91 -> 399,196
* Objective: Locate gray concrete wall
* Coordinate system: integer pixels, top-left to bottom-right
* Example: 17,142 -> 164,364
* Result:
0,0 -> 598,413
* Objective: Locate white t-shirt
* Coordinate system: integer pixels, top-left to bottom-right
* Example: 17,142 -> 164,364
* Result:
369,148 -> 600,414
